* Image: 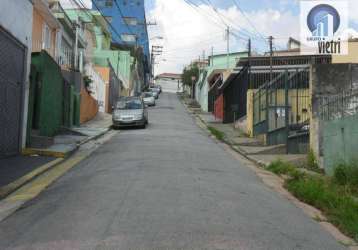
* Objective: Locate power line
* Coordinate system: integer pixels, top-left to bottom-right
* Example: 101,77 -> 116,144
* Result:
231,0 -> 266,42
184,0 -> 261,43
182,0 -> 226,30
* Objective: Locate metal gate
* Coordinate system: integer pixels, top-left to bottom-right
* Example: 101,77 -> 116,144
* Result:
0,27 -> 26,157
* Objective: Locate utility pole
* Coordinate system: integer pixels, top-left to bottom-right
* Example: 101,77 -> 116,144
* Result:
269,36 -> 273,82
268,36 -> 274,130
226,26 -> 230,69
211,46 -> 214,66
151,45 -> 163,85
248,38 -> 251,88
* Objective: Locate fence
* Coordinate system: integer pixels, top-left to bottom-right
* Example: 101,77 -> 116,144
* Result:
319,91 -> 358,121
318,91 -> 358,175
252,67 -> 310,153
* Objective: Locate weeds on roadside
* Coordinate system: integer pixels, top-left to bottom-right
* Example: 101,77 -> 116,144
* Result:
286,175 -> 358,240
266,159 -> 358,240
333,162 -> 358,195
207,126 -> 225,141
307,149 -> 321,172
266,160 -> 300,177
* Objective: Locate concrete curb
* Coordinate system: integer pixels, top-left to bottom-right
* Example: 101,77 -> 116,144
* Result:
0,158 -> 64,200
22,147 -> 76,159
2,127 -> 112,201
22,127 -> 112,159
77,127 -> 112,147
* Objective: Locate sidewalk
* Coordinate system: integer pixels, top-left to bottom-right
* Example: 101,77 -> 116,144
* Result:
179,95 -> 307,168
23,112 -> 113,158
0,112 -> 112,199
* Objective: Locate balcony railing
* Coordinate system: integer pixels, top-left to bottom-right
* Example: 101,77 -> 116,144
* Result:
32,38 -> 80,71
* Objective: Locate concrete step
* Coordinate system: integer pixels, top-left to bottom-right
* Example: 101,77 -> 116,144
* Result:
30,135 -> 54,149
234,144 -> 287,155
229,136 -> 264,147
246,154 -> 307,167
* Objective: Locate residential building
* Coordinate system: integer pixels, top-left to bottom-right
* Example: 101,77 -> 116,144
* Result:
49,0 -> 87,71
32,0 -> 61,59
332,39 -> 358,63
195,52 -> 247,112
92,0 -> 150,59
0,0 -> 33,157
92,0 -> 150,92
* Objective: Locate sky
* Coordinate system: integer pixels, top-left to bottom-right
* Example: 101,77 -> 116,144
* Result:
60,0 -> 358,74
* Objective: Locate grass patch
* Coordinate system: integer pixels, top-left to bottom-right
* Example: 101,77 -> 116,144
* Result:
333,162 -> 358,195
306,149 -> 321,172
207,126 -> 225,141
286,176 -> 358,240
266,160 -> 358,240
266,160 -> 301,177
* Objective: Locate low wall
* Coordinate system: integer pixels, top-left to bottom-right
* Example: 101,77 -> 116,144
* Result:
323,112 -> 358,175
310,64 -> 358,167
80,88 -> 98,124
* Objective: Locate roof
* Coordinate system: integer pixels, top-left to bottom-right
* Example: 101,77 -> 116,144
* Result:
156,73 -> 182,79
208,51 -> 248,59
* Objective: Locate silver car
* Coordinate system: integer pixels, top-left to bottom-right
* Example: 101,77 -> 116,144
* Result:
112,97 -> 148,129
149,88 -> 159,99
143,92 -> 156,106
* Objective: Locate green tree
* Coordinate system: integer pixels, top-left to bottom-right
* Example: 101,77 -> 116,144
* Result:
182,63 -> 199,86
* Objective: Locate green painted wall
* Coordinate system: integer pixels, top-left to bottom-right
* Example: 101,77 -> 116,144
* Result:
323,113 -> 358,175
208,52 -> 246,72
94,49 -> 133,84
30,51 -> 64,137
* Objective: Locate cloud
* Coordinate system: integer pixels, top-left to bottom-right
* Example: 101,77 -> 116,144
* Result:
148,0 -> 299,74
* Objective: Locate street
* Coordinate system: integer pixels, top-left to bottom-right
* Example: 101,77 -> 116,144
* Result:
0,93 -> 344,250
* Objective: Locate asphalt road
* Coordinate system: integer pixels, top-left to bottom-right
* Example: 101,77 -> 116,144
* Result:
0,93 -> 345,250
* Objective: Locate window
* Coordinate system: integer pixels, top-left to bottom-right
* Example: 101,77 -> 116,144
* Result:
42,24 -> 51,50
96,0 -> 113,8
121,34 -> 136,43
123,17 -> 137,26
105,0 -> 113,7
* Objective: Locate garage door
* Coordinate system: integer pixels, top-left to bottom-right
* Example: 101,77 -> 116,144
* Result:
0,27 -> 26,157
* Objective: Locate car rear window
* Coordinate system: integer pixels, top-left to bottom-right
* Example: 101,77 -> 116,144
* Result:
116,99 -> 142,110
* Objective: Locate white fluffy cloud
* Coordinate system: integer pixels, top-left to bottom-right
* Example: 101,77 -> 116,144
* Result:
148,0 -> 299,74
